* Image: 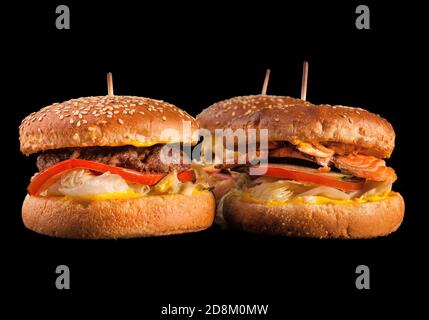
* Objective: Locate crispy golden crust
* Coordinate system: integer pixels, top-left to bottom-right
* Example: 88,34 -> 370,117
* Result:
222,192 -> 404,239
19,96 -> 199,155
22,192 -> 215,239
196,95 -> 395,158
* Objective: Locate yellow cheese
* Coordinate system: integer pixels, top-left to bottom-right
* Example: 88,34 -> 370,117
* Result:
240,191 -> 391,206
123,139 -> 198,147
290,139 -> 312,149
61,190 -> 144,201
55,186 -> 206,202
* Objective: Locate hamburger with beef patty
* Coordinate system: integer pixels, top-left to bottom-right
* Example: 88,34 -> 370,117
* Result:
20,95 -> 215,238
196,95 -> 404,238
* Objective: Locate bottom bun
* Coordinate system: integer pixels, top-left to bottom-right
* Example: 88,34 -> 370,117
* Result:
22,191 -> 215,239
222,192 -> 404,239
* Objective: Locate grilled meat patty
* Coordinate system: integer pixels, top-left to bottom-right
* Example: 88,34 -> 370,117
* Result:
36,145 -> 191,174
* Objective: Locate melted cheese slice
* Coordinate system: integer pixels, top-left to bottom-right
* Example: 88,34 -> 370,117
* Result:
240,192 -> 391,206
61,190 -> 143,201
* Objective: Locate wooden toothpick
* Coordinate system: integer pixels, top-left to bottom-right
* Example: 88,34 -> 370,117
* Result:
261,69 -> 271,95
300,61 -> 309,100
107,72 -> 114,96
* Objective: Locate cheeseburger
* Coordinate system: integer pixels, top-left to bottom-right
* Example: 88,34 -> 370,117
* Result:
197,95 -> 404,239
20,95 -> 215,238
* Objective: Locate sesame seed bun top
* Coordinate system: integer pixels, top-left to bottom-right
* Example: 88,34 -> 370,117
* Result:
196,95 -> 395,158
19,96 -> 199,155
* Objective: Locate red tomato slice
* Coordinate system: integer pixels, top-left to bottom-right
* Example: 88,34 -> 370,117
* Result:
28,159 -> 193,196
252,164 -> 364,191
176,170 -> 195,183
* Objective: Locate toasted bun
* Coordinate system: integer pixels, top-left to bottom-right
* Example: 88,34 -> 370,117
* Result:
197,95 -> 395,158
222,192 -> 404,239
19,96 -> 199,155
22,191 -> 215,239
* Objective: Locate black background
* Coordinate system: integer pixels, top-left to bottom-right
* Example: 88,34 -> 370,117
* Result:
3,0 -> 426,317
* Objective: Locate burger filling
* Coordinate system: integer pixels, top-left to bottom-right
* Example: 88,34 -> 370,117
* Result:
29,145 -> 209,199
202,140 -> 397,204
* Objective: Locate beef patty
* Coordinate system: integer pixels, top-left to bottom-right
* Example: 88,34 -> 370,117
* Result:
36,145 -> 191,174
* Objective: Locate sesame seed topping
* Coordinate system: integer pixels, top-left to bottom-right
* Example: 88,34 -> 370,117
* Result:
76,121 -> 81,127
118,118 -> 124,125
70,118 -> 74,124
59,115 -> 64,119
162,116 -> 167,121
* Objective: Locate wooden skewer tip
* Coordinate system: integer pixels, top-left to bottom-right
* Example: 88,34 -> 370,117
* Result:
261,69 -> 271,95
107,72 -> 114,96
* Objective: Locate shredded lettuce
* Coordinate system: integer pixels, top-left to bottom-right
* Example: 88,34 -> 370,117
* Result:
44,169 -> 208,198
245,179 -> 392,202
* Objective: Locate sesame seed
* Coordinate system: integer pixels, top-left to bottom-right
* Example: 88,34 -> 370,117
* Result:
59,115 -> 64,120
38,116 -> 43,121
70,118 -> 74,124
118,118 -> 124,125
138,111 -> 145,115
275,118 -> 279,121
162,116 -> 167,121
232,112 -> 236,116
78,114 -> 83,119
76,121 -> 81,127
107,114 -> 112,118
